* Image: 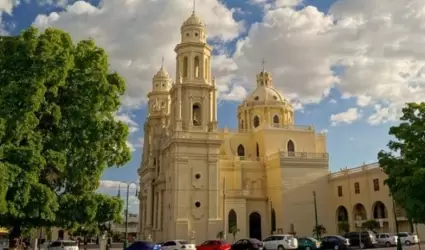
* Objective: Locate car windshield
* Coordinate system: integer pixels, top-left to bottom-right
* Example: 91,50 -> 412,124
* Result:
335,236 -> 346,240
178,241 -> 189,245
249,239 -> 261,244
63,241 -> 78,247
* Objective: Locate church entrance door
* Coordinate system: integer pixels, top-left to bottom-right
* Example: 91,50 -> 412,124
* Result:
249,212 -> 262,240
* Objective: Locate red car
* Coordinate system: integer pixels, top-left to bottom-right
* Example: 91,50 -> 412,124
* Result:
196,240 -> 231,250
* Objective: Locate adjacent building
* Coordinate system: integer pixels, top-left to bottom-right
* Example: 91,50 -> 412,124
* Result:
138,9 -> 425,243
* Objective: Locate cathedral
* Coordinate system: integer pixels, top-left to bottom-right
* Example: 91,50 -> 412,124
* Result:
138,9 -> 418,244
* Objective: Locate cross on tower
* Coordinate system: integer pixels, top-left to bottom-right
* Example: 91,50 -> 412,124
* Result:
193,0 -> 196,13
161,56 -> 164,66
261,59 -> 266,72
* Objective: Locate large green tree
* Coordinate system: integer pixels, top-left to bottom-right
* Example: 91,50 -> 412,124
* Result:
0,27 -> 130,240
378,102 -> 425,224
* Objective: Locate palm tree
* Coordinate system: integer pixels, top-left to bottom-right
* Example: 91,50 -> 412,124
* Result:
216,231 -> 224,240
312,225 -> 327,239
229,226 -> 240,242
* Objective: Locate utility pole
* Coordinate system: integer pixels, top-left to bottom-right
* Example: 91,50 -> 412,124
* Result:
121,182 -> 138,250
392,198 -> 403,250
313,191 -> 319,239
222,178 -> 226,239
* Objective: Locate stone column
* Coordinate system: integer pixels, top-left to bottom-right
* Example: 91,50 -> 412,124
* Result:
158,191 -> 163,230
147,181 -> 153,227
153,192 -> 158,229
212,82 -> 217,121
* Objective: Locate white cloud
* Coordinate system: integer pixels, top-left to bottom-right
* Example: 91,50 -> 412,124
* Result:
233,0 -> 425,125
330,108 -> 361,126
99,180 -> 138,189
30,0 -> 425,126
0,0 -> 18,14
33,0 -> 243,108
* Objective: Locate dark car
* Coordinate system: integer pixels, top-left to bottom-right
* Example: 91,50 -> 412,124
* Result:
320,236 -> 349,250
231,239 -> 263,250
297,237 -> 321,250
125,241 -> 155,250
343,231 -> 377,249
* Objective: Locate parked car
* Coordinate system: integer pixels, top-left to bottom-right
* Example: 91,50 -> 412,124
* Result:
125,241 -> 156,250
231,239 -> 263,250
297,237 -> 320,250
196,240 -> 231,250
0,239 -> 8,250
153,242 -> 163,250
161,240 -> 196,250
263,234 -> 298,250
47,240 -> 79,250
398,232 -> 420,246
343,231 -> 377,249
320,236 -> 349,250
376,233 -> 398,247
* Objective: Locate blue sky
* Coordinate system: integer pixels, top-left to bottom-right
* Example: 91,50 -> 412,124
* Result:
2,0 -> 421,207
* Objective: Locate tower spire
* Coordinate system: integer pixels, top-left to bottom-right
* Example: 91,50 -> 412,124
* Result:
161,56 -> 164,68
193,0 -> 196,14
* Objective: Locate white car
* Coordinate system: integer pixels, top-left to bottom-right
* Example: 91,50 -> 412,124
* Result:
161,240 -> 196,250
263,234 -> 298,250
398,232 -> 420,246
47,240 -> 79,250
376,233 -> 398,247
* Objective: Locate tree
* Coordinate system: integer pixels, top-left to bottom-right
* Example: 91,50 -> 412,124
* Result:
361,219 -> 379,231
312,224 -> 326,239
378,102 -> 425,224
229,226 -> 240,242
0,27 -> 130,244
216,231 -> 224,240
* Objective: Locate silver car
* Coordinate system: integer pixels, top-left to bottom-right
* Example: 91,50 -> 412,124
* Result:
376,233 -> 398,247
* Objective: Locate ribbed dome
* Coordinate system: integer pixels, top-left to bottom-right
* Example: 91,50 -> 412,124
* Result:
244,85 -> 288,104
182,12 -> 205,27
153,66 -> 170,79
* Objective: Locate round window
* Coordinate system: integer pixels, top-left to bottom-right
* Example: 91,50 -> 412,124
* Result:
195,202 -> 201,208
254,96 -> 259,101
195,33 -> 198,36
273,95 -> 278,100
195,173 -> 201,179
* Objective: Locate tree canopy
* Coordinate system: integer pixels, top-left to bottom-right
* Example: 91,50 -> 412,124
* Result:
0,27 -> 130,235
378,102 -> 425,224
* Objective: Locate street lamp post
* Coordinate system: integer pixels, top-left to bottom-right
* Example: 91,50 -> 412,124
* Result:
313,191 -> 319,239
392,198 -> 403,250
118,182 -> 139,250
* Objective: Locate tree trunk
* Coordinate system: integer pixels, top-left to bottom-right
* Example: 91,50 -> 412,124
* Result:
8,225 -> 22,250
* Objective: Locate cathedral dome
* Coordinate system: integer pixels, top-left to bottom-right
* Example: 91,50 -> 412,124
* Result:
153,65 -> 170,79
182,12 -> 205,27
241,70 -> 290,106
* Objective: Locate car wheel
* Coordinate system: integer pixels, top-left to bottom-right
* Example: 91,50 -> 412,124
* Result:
385,242 -> 391,247
278,245 -> 284,250
405,241 -> 411,246
334,245 -> 339,250
360,243 -> 365,249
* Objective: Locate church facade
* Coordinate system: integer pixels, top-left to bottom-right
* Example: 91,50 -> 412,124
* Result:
138,11 -> 425,243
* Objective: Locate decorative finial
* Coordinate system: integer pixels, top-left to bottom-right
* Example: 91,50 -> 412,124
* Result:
193,0 -> 196,14
261,59 -> 266,72
161,56 -> 164,67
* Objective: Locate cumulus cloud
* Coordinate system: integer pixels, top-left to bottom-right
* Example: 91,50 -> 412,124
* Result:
234,0 -> 425,125
31,0 -> 425,126
330,108 -> 361,126
33,0 -> 243,108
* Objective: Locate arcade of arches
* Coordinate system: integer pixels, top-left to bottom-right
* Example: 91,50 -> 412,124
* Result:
335,201 -> 411,234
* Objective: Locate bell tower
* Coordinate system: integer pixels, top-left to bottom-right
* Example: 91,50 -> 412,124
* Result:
163,7 -> 223,242
171,8 -> 217,132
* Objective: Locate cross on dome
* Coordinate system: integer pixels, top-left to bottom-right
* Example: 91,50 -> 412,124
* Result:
261,59 -> 266,72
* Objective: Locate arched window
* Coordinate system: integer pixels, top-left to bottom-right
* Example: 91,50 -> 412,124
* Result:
237,144 -> 245,158
273,115 -> 280,127
194,56 -> 200,78
253,116 -> 260,128
256,143 -> 260,158
192,103 -> 201,126
183,57 -> 188,77
228,209 -> 237,233
287,140 -> 295,156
